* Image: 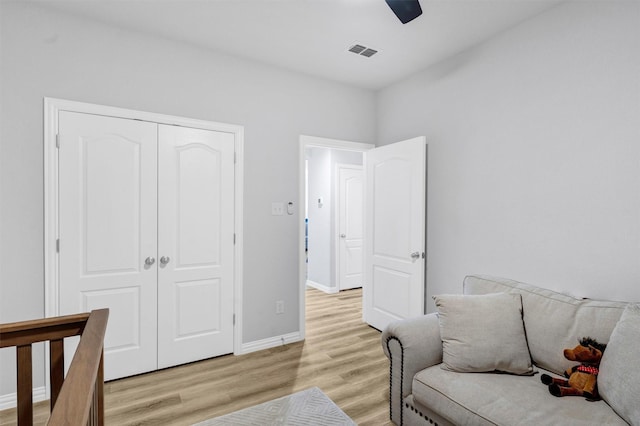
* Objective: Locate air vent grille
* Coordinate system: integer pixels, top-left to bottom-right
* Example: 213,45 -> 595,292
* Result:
348,44 -> 367,54
360,48 -> 378,58
348,44 -> 379,58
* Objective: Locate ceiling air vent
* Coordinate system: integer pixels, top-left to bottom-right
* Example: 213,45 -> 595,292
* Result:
348,44 -> 367,54
348,44 -> 379,58
360,48 -> 378,58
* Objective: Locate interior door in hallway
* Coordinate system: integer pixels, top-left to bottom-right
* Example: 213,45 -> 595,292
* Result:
363,137 -> 427,331
157,125 -> 235,368
58,111 -> 159,380
337,165 -> 363,290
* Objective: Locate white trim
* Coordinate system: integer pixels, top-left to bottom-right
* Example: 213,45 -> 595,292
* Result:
44,99 -> 60,331
0,386 -> 46,410
306,280 -> 339,295
233,128 -> 245,356
239,332 -> 303,355
43,97 -> 245,391
300,135 -> 374,152
298,135 -> 373,341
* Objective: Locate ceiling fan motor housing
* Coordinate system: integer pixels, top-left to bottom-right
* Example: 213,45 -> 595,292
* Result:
385,0 -> 423,24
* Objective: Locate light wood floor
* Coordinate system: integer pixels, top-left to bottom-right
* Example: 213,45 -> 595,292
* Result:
1,288 -> 393,425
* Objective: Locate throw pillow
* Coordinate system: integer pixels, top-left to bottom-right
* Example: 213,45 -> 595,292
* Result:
433,293 -> 533,375
599,303 -> 640,425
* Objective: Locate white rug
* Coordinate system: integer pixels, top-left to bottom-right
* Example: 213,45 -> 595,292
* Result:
193,387 -> 356,426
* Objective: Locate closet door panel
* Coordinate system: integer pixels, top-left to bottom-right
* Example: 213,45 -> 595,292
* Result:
58,111 -> 158,380
157,125 -> 235,368
175,144 -> 221,267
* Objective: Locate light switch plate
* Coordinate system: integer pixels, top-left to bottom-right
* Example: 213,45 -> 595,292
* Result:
271,202 -> 284,216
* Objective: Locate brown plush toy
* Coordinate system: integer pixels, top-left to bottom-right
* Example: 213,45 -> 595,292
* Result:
541,337 -> 607,400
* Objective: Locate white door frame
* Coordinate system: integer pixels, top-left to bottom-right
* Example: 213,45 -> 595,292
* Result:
298,135 -> 373,339
44,98 -> 244,387
334,163 -> 363,291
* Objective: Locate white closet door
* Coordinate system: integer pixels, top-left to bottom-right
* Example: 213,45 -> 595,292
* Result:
157,125 -> 235,368
58,111 -> 158,380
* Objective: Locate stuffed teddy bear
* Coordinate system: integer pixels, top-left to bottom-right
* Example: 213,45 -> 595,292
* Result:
541,337 -> 607,400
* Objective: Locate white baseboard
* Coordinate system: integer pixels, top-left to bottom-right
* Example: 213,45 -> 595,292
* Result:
0,386 -> 47,410
306,280 -> 338,294
239,331 -> 303,355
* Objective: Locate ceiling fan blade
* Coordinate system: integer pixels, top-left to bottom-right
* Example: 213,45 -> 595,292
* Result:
385,0 -> 423,24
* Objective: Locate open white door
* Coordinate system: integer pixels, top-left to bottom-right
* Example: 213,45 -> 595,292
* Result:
363,137 -> 427,331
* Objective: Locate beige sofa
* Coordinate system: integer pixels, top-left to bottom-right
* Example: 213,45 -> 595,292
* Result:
382,275 -> 638,425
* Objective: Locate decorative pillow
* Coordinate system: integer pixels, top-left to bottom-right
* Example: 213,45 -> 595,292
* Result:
599,303 -> 640,425
433,293 -> 533,375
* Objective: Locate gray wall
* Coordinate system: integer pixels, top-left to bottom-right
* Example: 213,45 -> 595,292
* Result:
306,148 -> 333,287
377,0 -> 640,311
0,1 -> 375,395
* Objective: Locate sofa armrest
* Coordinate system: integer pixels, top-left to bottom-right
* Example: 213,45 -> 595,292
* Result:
382,313 -> 442,425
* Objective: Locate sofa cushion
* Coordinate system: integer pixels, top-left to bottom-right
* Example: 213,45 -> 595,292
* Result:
599,303 -> 640,425
412,365 -> 627,425
433,293 -> 533,375
463,275 -> 628,376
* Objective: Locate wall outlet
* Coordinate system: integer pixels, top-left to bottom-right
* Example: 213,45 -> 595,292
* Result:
271,202 -> 284,216
276,300 -> 285,314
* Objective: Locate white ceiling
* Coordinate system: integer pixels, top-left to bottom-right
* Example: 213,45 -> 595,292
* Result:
33,0 -> 564,90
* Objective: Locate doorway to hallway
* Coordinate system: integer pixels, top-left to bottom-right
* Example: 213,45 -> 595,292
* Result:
298,135 -> 373,339
305,147 -> 363,294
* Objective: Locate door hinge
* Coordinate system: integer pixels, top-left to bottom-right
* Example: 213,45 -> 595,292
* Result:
233,314 -> 236,326
56,239 -> 60,253
234,152 -> 237,164
55,134 -> 60,149
233,233 -> 236,244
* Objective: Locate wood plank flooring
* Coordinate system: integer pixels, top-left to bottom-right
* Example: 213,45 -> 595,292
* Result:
0,288 -> 393,425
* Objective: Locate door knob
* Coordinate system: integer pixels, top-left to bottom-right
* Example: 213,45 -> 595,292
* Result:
160,256 -> 170,265
340,234 -> 346,238
145,257 -> 156,266
410,251 -> 420,260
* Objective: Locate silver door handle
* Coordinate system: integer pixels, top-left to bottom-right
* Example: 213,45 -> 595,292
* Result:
410,251 -> 420,260
340,234 -> 346,238
160,256 -> 170,265
145,257 -> 156,266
